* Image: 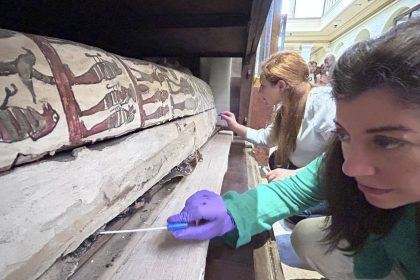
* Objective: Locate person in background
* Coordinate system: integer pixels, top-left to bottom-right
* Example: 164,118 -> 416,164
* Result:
317,53 -> 336,86
169,19 -> 420,279
316,63 -> 328,86
220,51 -> 335,182
323,53 -> 336,73
308,60 -> 317,84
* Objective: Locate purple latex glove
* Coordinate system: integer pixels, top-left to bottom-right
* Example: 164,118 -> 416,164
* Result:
167,190 -> 236,240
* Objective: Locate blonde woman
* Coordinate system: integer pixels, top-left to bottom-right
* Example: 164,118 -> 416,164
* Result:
221,51 -> 335,180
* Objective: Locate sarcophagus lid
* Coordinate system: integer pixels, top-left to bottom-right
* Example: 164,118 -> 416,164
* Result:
0,28 -> 214,171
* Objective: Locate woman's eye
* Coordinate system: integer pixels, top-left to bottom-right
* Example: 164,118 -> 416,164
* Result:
333,129 -> 349,142
373,136 -> 405,149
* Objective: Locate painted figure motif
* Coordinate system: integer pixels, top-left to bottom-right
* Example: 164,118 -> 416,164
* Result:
0,84 -> 59,142
133,64 -> 196,97
167,76 -> 195,96
170,96 -> 197,111
129,61 -> 198,117
143,89 -> 169,104
0,48 -> 55,103
80,105 -> 136,137
144,105 -> 170,121
80,83 -> 136,117
65,53 -> 123,85
126,62 -> 177,120
0,28 -> 214,170
130,63 -> 177,85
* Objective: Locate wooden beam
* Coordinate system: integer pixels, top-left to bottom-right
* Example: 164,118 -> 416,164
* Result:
245,141 -> 284,280
126,14 -> 250,28
254,233 -> 285,280
0,0 -> 256,59
238,0 -> 273,125
269,0 -> 282,55
118,27 -> 248,57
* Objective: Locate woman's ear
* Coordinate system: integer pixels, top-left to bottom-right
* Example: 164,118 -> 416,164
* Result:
277,80 -> 288,91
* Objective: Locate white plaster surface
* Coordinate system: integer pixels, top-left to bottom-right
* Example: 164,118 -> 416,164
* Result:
0,109 -> 216,280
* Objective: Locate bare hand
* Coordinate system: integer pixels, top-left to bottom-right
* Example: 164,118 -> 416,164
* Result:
266,168 -> 298,182
220,111 -> 239,130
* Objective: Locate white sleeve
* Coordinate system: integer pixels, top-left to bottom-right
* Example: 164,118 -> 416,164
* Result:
245,124 -> 273,147
311,89 -> 336,140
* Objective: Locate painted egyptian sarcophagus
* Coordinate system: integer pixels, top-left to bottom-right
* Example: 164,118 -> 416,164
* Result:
0,28 -> 216,280
0,28 -> 214,171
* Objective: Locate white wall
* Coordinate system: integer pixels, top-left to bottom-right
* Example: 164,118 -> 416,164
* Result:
328,0 -> 417,60
300,44 -> 314,62
200,57 -> 232,114
311,47 -> 327,64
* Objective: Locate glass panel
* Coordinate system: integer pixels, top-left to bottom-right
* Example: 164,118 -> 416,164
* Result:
281,0 -> 291,15
294,0 -> 325,18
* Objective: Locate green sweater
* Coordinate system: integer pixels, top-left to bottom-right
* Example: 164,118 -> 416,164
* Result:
223,157 -> 420,279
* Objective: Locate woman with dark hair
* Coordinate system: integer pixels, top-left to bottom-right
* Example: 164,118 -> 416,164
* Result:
168,19 -> 420,279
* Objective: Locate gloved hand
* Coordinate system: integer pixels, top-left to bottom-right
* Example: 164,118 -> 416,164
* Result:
167,190 -> 236,240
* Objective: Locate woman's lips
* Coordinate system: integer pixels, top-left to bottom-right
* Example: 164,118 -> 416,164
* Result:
357,183 -> 393,195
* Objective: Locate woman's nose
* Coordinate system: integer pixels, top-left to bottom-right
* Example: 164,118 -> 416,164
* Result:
342,146 -> 376,177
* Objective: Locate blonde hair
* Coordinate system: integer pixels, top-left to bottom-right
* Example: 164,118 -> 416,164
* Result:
261,51 -> 313,166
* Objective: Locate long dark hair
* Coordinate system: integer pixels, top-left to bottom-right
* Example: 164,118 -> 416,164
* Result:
322,18 -> 420,254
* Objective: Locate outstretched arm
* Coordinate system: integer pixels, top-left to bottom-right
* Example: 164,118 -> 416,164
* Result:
220,111 -> 273,146
220,111 -> 247,138
224,156 -> 324,247
168,157 -> 324,247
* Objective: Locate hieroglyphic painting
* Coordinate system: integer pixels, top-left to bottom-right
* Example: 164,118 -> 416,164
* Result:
0,28 -> 214,171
